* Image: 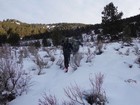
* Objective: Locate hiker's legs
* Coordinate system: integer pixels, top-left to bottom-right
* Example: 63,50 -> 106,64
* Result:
64,56 -> 68,69
64,53 -> 70,69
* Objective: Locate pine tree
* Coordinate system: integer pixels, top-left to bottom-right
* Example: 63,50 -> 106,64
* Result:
122,24 -> 132,45
102,2 -> 123,38
102,2 -> 123,23
7,33 -> 20,46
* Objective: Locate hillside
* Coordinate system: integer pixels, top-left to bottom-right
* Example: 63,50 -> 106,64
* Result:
3,39 -> 139,105
0,14 -> 139,39
0,19 -> 90,37
0,14 -> 140,46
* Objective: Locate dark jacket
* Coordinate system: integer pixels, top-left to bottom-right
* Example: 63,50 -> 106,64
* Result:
62,40 -> 73,54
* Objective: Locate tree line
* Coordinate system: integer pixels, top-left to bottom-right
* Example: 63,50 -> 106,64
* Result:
0,2 -> 140,46
101,2 -> 140,42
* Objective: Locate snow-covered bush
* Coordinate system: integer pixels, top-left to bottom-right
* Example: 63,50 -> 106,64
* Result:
135,56 -> 140,67
0,58 -> 31,105
124,48 -> 130,56
70,52 -> 83,70
95,41 -> 103,55
50,55 -> 55,62
0,44 -> 12,59
83,73 -> 107,105
0,45 -> 31,105
56,55 -> 64,69
64,73 -> 107,105
64,83 -> 86,105
28,46 -> 54,75
39,93 -> 77,105
18,47 -> 29,63
86,48 -> 95,63
19,47 -> 29,58
43,48 -> 52,57
133,44 -> 140,55
38,73 -> 107,105
34,54 -> 48,75
28,46 -> 38,56
43,47 -> 57,57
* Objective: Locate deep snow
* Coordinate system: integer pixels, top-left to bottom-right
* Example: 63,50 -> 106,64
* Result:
9,40 -> 140,105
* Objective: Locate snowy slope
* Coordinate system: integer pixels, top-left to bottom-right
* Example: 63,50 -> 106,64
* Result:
9,41 -> 140,105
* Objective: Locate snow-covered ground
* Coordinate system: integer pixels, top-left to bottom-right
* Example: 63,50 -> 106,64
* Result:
9,40 -> 140,105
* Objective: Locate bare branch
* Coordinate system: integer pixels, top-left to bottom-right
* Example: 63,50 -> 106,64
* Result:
39,93 -> 58,105
64,84 -> 85,105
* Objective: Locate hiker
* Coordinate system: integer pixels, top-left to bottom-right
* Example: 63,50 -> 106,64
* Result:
62,38 -> 73,72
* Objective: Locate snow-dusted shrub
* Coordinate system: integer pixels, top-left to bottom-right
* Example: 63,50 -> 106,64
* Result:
135,56 -> 140,67
43,48 -> 51,57
0,44 -> 12,59
124,48 -> 130,56
86,48 -> 95,63
39,74 -> 107,105
133,45 -> 139,55
43,47 -> 57,57
49,47 -> 57,55
56,55 -> 64,69
95,40 -> 103,55
38,94 -> 58,105
64,84 -> 86,105
83,73 -> 107,105
34,54 -> 48,75
70,52 -> 83,70
18,47 -> 29,63
28,46 -> 38,56
39,84 -> 85,105
64,73 -> 107,105
0,58 -> 31,105
118,51 -> 123,55
18,49 -> 24,64
50,55 -> 55,62
19,47 -> 29,58
103,43 -> 107,50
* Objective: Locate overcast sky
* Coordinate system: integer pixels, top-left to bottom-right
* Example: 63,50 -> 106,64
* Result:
0,0 -> 140,24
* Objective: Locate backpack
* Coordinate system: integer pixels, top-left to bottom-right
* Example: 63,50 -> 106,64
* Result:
63,41 -> 72,53
71,40 -> 79,53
